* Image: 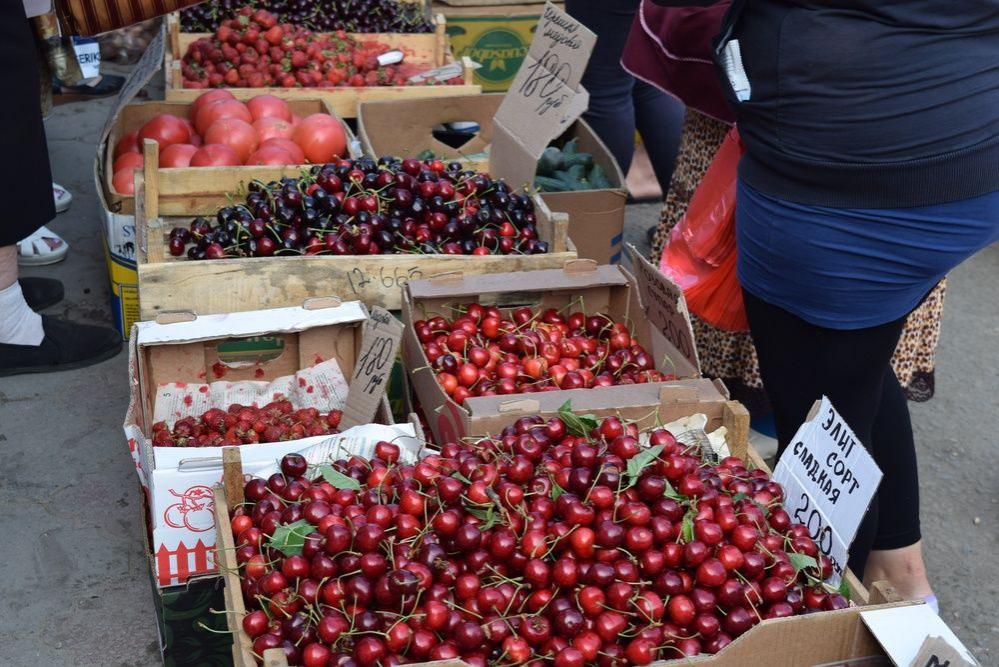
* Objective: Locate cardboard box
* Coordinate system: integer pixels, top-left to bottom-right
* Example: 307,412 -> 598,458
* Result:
403,251 -> 707,444
357,93 -> 627,263
124,298 -> 409,586
139,491 -> 232,666
436,2 -> 560,92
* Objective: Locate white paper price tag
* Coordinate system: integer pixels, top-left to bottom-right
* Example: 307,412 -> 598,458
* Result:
772,396 -> 882,584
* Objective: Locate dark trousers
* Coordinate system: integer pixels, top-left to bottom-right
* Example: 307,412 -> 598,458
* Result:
564,0 -> 684,193
742,290 -> 922,577
1,8 -> 54,246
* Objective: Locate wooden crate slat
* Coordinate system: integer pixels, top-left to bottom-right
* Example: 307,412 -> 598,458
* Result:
166,14 -> 481,118
138,248 -> 578,317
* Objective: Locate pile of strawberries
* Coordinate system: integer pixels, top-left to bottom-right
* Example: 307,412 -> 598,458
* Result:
180,8 -> 463,89
229,412 -> 844,666
415,305 -> 674,404
151,400 -> 342,447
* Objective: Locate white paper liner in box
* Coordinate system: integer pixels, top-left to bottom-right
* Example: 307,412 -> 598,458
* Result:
134,301 -> 367,345
253,422 -> 428,478
153,359 -> 349,426
639,413 -> 731,460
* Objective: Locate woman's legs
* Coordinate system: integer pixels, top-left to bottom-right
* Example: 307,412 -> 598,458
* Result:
634,81 -> 684,193
742,290 -> 931,593
864,370 -> 933,599
565,0 -> 682,189
565,0 -> 641,174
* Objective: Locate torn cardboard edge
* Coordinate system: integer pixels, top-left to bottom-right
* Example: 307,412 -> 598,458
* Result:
134,300 -> 367,346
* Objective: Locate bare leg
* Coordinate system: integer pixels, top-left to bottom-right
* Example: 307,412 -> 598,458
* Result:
864,542 -> 934,600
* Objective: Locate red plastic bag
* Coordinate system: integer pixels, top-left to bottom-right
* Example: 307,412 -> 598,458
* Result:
660,128 -> 748,332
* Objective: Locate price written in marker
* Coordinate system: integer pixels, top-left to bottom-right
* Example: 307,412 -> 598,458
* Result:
489,1 -> 596,190
346,266 -> 424,296
340,306 -> 403,429
773,396 -> 882,586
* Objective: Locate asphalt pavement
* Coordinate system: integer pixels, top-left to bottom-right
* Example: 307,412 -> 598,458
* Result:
0,85 -> 995,665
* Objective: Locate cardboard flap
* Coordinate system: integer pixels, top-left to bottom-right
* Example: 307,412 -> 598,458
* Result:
407,264 -> 627,300
490,2 -> 596,190
625,244 -> 700,374
860,605 -> 978,666
464,379 -> 724,418
134,301 -> 367,346
357,94 -> 501,162
340,307 -> 404,429
98,28 -> 165,153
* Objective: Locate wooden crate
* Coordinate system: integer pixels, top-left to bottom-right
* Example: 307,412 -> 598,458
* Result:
103,98 -> 357,210
214,432 -> 889,667
164,13 -> 481,117
134,152 -> 576,317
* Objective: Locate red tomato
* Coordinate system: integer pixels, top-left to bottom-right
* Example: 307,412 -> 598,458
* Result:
114,131 -> 139,158
290,114 -> 302,127
181,118 -> 198,143
159,143 -> 199,168
137,114 -> 190,149
246,94 -> 292,122
245,145 -> 297,165
112,167 -> 139,194
204,118 -> 258,163
292,114 -> 347,163
253,117 -> 293,143
189,89 -> 235,120
194,99 -> 252,137
189,133 -> 203,147
113,152 -> 143,173
261,138 -> 305,164
189,144 -> 241,167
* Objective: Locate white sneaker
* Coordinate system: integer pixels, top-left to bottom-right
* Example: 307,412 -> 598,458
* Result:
53,183 -> 72,214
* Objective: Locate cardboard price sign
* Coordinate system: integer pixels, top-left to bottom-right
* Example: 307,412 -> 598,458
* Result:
772,396 -> 882,585
340,307 -> 403,429
911,636 -> 977,667
860,605 -> 978,666
490,1 -> 597,191
627,245 -> 700,374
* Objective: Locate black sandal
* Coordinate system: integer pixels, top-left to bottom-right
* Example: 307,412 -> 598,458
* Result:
52,74 -> 125,103
0,315 -> 121,376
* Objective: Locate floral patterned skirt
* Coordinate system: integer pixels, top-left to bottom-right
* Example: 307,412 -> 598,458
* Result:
652,111 -> 945,415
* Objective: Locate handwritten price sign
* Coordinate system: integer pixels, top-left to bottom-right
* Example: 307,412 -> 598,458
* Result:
490,2 -> 596,190
773,396 -> 882,586
340,307 -> 403,429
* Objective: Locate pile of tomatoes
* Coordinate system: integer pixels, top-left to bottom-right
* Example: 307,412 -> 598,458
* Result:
414,305 -> 674,404
180,8 -> 462,90
230,413 -> 844,666
111,90 -> 348,195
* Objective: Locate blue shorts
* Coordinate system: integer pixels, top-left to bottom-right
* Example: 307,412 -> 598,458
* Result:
736,179 -> 999,329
